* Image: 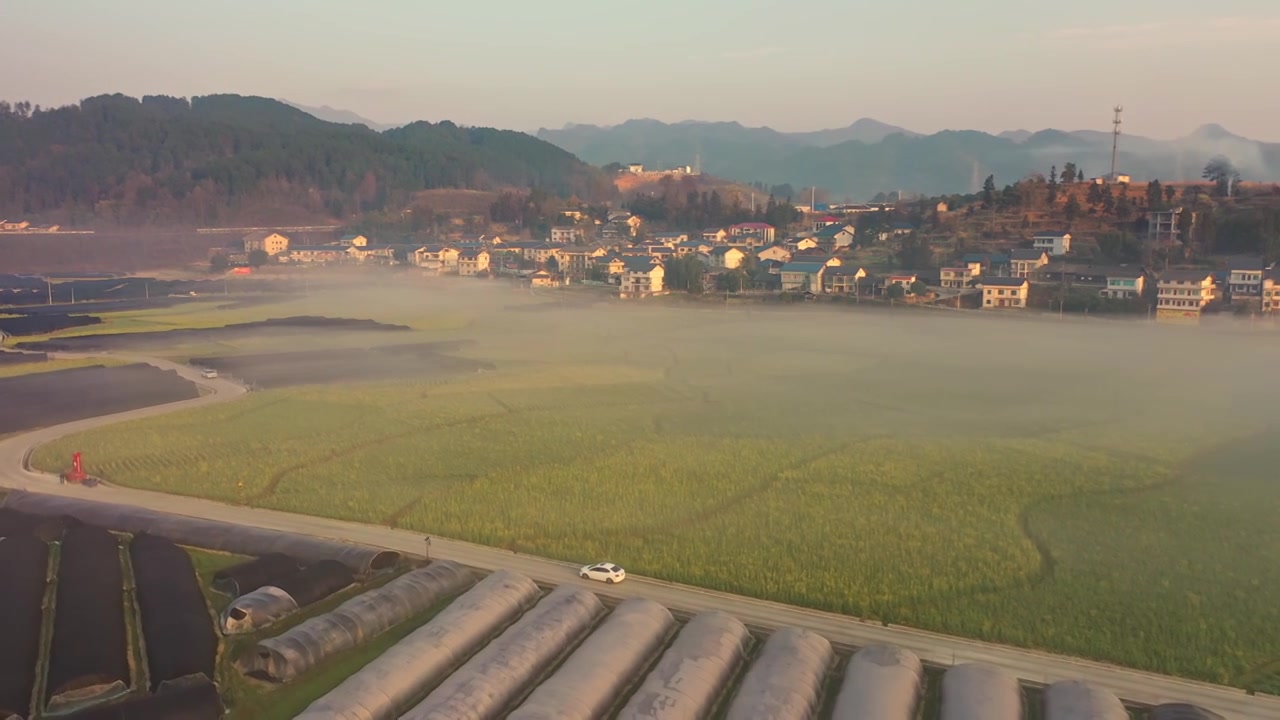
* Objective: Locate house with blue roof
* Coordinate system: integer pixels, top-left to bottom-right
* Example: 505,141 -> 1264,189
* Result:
814,222 -> 856,251
780,261 -> 829,294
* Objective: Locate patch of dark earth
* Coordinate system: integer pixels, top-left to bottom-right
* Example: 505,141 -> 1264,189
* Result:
17,316 -> 412,352
0,276 -> 300,309
193,342 -> 492,389
0,364 -> 198,435
0,314 -> 102,337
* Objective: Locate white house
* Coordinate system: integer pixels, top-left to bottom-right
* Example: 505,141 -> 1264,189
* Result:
1033,232 -> 1072,256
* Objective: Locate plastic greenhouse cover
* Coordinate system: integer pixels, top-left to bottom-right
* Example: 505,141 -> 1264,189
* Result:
829,644 -> 924,720
245,560 -> 476,682
401,584 -> 605,720
507,597 -> 676,720
1043,680 -> 1128,720
617,610 -> 752,720
295,569 -> 541,720
221,586 -> 298,635
724,627 -> 833,720
939,663 -> 1022,720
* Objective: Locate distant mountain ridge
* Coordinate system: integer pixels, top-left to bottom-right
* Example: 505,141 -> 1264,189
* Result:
538,119 -> 1280,200
282,100 -> 400,131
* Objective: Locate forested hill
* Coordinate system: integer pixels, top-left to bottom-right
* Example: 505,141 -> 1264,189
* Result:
0,94 -> 614,226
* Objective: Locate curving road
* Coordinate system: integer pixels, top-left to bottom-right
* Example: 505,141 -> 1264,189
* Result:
0,355 -> 1276,718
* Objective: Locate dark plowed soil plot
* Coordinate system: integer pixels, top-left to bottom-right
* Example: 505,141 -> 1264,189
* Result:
0,535 -> 50,720
0,508 -> 80,542
0,364 -> 198,435
0,313 -> 102,336
212,552 -> 301,596
129,535 -> 217,691
193,341 -> 493,389
46,525 -> 130,707
275,560 -> 355,607
60,677 -> 223,720
0,350 -> 47,365
18,315 -> 410,352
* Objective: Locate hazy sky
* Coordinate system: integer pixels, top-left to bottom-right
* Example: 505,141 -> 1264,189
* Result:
4,0 -> 1277,140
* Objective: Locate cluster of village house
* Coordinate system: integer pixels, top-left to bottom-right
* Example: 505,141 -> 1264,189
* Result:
237,211 -> 1280,318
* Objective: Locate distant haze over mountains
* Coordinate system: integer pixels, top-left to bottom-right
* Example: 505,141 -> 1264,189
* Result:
282,100 -> 400,131
538,119 -> 1280,200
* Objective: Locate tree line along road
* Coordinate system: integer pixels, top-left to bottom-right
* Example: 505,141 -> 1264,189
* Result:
0,354 -> 1275,719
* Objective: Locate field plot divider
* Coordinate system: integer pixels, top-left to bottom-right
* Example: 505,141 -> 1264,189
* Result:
120,543 -> 151,696
30,542 -> 59,720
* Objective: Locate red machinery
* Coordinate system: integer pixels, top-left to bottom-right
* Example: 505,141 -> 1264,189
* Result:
61,452 -> 98,486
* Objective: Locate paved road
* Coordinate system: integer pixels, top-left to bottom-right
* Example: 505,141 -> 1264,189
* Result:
0,355 -> 1275,718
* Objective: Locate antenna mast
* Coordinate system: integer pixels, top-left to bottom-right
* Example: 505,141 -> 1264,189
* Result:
1109,105 -> 1123,182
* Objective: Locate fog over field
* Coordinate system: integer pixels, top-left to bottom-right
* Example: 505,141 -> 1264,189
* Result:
29,277 -> 1280,690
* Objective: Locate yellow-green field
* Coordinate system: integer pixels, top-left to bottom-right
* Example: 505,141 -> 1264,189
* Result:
26,279 -> 1280,691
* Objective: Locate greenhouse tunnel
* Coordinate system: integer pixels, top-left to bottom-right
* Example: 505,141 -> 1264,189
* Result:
938,663 -> 1023,720
296,569 -> 542,720
3,491 -> 399,574
221,559 -> 354,634
0,535 -> 50,720
508,597 -> 677,720
44,525 -> 130,711
617,610 -> 752,720
60,677 -> 223,720
829,643 -> 924,720
245,560 -> 476,682
211,553 -> 301,596
723,626 -> 834,720
1042,680 -> 1128,720
129,534 -> 217,690
401,584 -> 605,720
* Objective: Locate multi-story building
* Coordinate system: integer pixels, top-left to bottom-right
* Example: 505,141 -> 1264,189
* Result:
779,262 -> 827,294
940,262 -> 981,289
701,227 -> 728,244
1225,256 -> 1269,299
550,226 -> 585,244
553,245 -> 607,280
980,277 -> 1029,309
620,257 -> 665,297
822,265 -> 868,295
457,249 -> 490,276
1101,271 -> 1145,299
1156,269 -> 1218,319
1263,270 -> 1280,313
706,246 -> 747,269
1009,249 -> 1049,278
1147,208 -> 1185,248
1032,231 -> 1072,256
728,222 -> 775,244
242,231 -> 290,256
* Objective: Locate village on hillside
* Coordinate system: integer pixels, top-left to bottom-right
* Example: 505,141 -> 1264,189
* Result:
204,168 -> 1280,324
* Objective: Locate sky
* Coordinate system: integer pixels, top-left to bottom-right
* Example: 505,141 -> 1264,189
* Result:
3,0 -> 1278,140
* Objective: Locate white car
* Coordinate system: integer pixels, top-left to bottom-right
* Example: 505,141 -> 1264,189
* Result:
579,562 -> 626,584
200,368 -> 219,379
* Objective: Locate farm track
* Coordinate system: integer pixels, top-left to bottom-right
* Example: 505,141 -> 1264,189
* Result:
0,354 -> 1277,718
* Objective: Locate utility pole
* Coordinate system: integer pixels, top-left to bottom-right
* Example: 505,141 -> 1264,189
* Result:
1109,105 -> 1123,182
47,280 -> 52,305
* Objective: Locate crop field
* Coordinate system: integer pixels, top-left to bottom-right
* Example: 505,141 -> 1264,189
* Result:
26,278 -> 1280,692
